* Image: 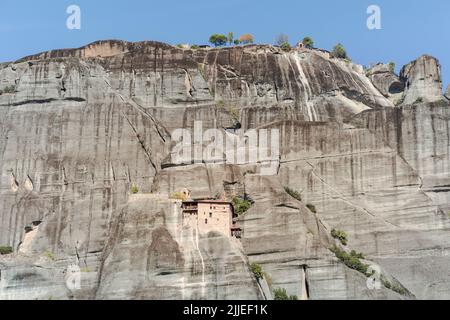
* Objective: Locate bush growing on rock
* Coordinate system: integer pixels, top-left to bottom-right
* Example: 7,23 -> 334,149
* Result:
331,229 -> 348,246
306,204 -> 316,213
331,246 -> 369,276
284,187 -> 302,201
131,184 -> 139,194
280,42 -> 291,52
273,288 -> 298,300
0,85 -> 15,95
250,263 -> 264,280
0,246 -> 13,255
232,197 -> 252,215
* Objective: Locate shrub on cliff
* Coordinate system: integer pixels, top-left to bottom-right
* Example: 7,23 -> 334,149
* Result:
273,288 -> 298,300
331,246 -> 369,276
331,229 -> 348,246
131,184 -> 139,194
0,246 -> 13,255
280,42 -> 291,52
306,204 -> 316,213
232,197 -> 252,215
250,263 -> 264,280
0,85 -> 15,95
284,187 -> 302,201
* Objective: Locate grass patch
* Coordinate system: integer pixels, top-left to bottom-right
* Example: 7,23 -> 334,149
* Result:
306,204 -> 316,213
273,288 -> 298,300
331,229 -> 348,246
0,246 -> 13,255
284,187 -> 302,202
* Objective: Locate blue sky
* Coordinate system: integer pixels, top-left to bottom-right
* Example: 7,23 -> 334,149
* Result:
1,0 -> 449,88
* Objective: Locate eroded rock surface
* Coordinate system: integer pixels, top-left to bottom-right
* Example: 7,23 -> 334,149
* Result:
1,41 -> 449,300
400,55 -> 444,105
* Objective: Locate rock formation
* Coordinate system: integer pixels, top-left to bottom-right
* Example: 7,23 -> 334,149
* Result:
366,63 -> 404,103
1,40 -> 450,300
400,55 -> 444,104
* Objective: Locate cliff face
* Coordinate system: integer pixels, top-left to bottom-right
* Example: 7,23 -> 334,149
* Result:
0,40 -> 449,300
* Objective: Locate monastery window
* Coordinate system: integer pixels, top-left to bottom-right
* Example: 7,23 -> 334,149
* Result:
205,219 -> 208,224
209,212 -> 212,218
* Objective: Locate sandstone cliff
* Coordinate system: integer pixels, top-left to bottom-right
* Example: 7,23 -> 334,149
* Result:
0,40 -> 449,300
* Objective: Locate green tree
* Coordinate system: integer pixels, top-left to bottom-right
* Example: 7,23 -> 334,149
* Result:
331,43 -> 349,60
209,34 -> 227,47
227,32 -> 234,45
302,36 -> 314,49
233,39 -> 240,45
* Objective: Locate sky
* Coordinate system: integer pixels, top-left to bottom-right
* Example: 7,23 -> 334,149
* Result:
1,0 -> 449,88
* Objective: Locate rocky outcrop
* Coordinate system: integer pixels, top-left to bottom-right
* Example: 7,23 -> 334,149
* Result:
1,40 -> 450,300
445,85 -> 450,100
400,55 -> 444,105
367,63 -> 404,98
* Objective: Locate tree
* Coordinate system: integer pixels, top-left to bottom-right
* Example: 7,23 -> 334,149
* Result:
302,36 -> 314,49
233,39 -> 240,45
227,32 -> 234,45
239,34 -> 254,44
209,34 -> 227,47
275,34 -> 289,46
331,43 -> 349,60
273,288 -> 298,300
